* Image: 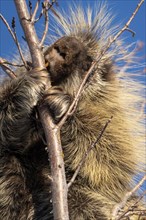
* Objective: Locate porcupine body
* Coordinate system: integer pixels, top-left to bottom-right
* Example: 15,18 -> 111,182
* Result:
0,3 -> 145,220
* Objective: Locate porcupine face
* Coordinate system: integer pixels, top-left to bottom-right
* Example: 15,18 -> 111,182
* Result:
44,36 -> 93,85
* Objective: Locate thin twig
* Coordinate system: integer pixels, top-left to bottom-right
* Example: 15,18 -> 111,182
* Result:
125,28 -> 136,37
138,213 -> 145,220
67,116 -> 113,189
50,6 -> 61,20
125,210 -> 146,218
33,1 -> 46,23
0,58 -> 17,78
48,0 -> 57,9
112,0 -> 144,42
0,14 -> 28,69
29,1 -> 33,16
131,190 -> 146,208
119,190 -> 146,219
39,0 -> 57,47
57,61 -> 97,128
58,0 -> 144,129
12,18 -> 28,69
33,0 -> 57,24
0,57 -> 24,67
14,1 -> 46,69
39,1 -> 49,47
112,175 -> 146,219
0,14 -> 16,41
31,0 -> 40,23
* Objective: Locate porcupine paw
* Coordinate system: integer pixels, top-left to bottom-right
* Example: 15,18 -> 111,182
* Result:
42,87 -> 72,123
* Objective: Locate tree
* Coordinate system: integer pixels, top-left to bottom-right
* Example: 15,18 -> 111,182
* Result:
0,0 -> 145,219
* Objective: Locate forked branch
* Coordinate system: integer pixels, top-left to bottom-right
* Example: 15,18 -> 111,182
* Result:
112,175 -> 146,219
14,1 -> 69,220
0,57 -> 17,78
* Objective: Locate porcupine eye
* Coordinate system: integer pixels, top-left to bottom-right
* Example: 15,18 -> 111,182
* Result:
54,46 -> 66,59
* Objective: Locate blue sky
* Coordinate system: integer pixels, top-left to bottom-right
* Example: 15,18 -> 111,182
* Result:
0,0 -> 145,60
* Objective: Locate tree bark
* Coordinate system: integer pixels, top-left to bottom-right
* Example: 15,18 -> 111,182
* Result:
14,1 -> 69,219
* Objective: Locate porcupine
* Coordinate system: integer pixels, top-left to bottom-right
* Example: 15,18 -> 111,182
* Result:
0,2 -> 145,220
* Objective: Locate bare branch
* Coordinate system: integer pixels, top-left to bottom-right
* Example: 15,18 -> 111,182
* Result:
0,14 -> 28,69
33,0 -> 57,24
50,6 -> 60,19
39,0 -> 57,47
32,1 -> 47,24
125,28 -> 136,37
39,0 -> 58,47
112,0 -> 144,42
0,13 -> 16,42
118,190 -> 146,219
68,116 -> 113,189
13,1 -> 69,219
11,17 -> 28,69
0,57 -> 17,78
28,1 -> 33,16
14,0 -> 46,69
132,190 -> 146,207
38,107 -> 69,220
112,175 -> 146,219
0,57 -> 24,67
124,210 -> 146,218
57,61 -> 97,128
39,1 -> 49,47
31,0 -> 40,23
